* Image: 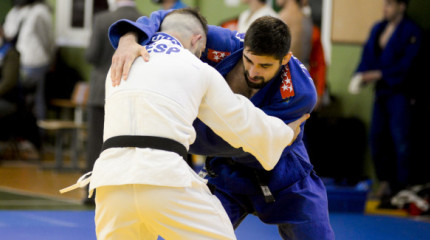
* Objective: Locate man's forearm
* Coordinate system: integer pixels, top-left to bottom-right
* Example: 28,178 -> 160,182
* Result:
119,32 -> 139,46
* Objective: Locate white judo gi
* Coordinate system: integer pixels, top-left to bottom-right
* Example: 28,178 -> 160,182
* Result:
88,34 -> 294,240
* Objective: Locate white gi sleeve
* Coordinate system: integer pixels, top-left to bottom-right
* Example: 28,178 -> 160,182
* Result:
197,67 -> 294,171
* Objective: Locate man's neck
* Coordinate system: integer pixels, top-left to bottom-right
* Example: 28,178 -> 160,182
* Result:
162,0 -> 177,10
225,59 -> 259,99
249,1 -> 265,14
280,0 -> 301,16
389,13 -> 404,26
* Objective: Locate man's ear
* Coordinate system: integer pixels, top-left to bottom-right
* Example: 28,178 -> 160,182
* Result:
191,34 -> 203,47
281,52 -> 293,65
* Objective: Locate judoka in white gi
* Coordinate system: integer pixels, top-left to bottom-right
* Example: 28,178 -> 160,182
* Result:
62,8 -> 308,240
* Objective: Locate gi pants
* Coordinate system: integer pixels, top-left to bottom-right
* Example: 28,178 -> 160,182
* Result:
95,171 -> 236,240
370,93 -> 412,191
213,171 -> 335,240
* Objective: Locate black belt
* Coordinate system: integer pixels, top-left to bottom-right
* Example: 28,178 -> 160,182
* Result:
101,135 -> 188,161
206,157 -> 276,203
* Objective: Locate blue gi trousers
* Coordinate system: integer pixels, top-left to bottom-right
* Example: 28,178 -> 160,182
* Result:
212,171 -> 335,240
370,93 -> 412,191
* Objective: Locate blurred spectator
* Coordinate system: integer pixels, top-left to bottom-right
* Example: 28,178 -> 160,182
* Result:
219,17 -> 239,31
84,0 -> 142,204
352,0 -> 422,206
152,0 -> 187,10
0,25 -> 40,159
276,0 -> 312,68
302,0 -> 326,109
0,27 -> 19,121
2,0 -> 54,121
237,0 -> 278,33
44,50 -> 81,103
309,25 -> 326,108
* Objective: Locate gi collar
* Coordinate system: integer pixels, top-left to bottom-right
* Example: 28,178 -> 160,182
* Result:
148,32 -> 183,48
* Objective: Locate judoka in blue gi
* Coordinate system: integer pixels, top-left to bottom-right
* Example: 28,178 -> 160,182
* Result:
108,10 -> 334,240
353,0 -> 421,201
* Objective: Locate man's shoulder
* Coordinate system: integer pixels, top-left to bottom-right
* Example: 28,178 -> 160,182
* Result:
115,7 -> 142,19
31,3 -> 51,13
371,20 -> 387,32
96,8 -> 142,22
180,52 -> 218,77
183,52 -> 213,70
93,10 -> 113,22
288,57 -> 311,76
259,5 -> 278,17
238,9 -> 251,19
402,18 -> 422,34
146,45 -> 210,71
287,57 -> 316,90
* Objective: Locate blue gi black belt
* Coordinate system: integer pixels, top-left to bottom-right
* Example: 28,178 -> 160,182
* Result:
101,135 -> 188,161
206,157 -> 276,203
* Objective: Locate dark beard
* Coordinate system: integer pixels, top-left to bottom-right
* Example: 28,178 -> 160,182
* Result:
243,65 -> 283,89
244,72 -> 267,89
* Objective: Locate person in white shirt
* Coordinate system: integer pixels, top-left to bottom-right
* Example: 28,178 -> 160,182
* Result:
67,8 -> 307,240
3,0 -> 54,121
237,0 -> 279,33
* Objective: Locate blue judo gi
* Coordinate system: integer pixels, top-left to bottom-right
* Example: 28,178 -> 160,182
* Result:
109,10 -> 334,240
356,17 -> 421,191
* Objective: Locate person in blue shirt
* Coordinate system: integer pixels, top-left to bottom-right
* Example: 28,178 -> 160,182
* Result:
108,10 -> 334,240
353,0 -> 421,205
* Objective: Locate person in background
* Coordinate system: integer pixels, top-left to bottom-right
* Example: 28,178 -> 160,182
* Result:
276,0 -> 312,68
352,0 -> 421,207
301,0 -> 326,108
3,0 -> 54,121
308,24 -> 326,108
84,0 -> 142,205
152,0 -> 187,10
0,26 -> 20,128
237,0 -> 278,33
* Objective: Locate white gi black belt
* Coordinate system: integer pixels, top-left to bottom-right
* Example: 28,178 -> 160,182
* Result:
59,135 -> 187,195
101,135 -> 188,161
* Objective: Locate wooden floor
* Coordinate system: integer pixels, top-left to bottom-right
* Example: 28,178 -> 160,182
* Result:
0,147 -> 87,204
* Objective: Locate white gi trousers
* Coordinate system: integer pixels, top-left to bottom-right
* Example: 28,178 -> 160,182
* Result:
95,168 -> 236,240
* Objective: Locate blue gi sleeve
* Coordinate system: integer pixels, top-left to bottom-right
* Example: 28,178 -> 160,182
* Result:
190,99 -> 312,169
108,9 -> 172,49
202,26 -> 245,67
229,98 -> 312,168
207,25 -> 244,52
107,9 -> 245,67
190,118 -> 250,158
356,24 -> 380,73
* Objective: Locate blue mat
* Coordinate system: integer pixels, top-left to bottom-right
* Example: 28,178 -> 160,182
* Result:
1,211 -> 429,240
